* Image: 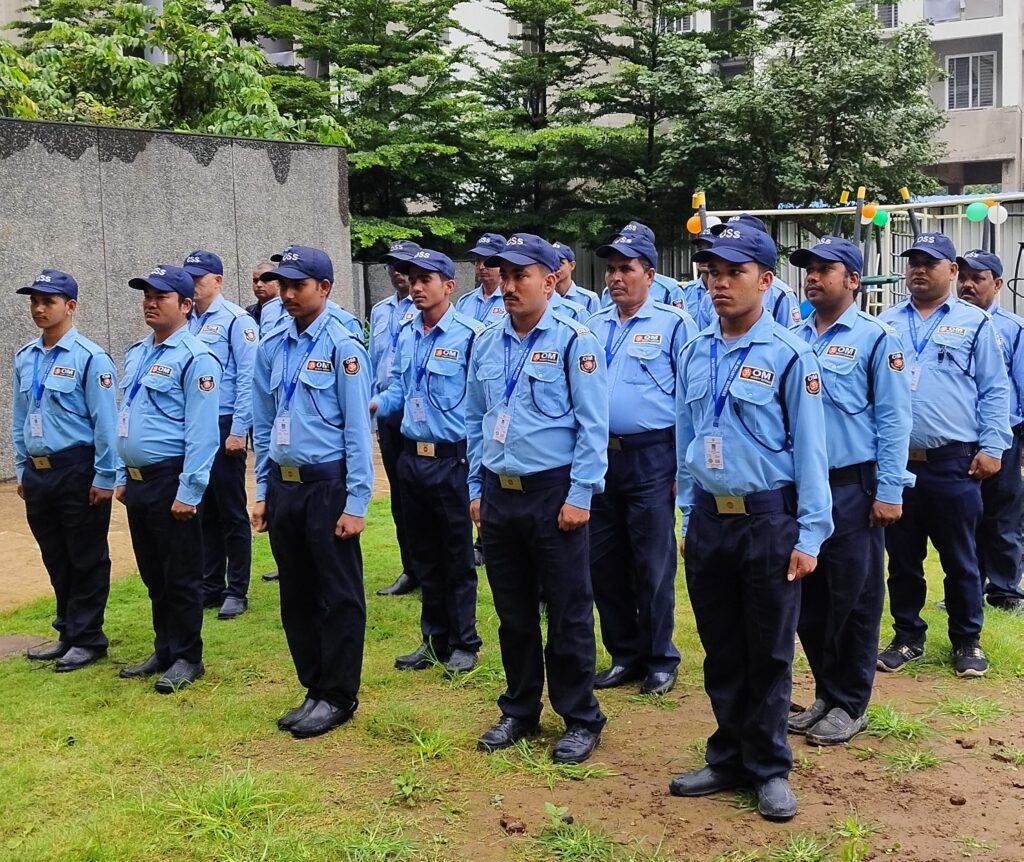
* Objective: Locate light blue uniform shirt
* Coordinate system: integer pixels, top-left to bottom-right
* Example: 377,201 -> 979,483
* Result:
697,276 -> 800,330
680,276 -> 707,322
795,304 -> 915,505
375,304 -> 483,443
256,296 -> 288,337
880,295 -> 1011,458
601,274 -> 685,310
550,290 -> 588,322
565,282 -> 601,315
587,296 -> 697,435
115,325 -> 221,506
675,310 -> 834,556
466,307 -> 609,509
188,293 -> 258,436
368,292 -> 415,395
13,327 -> 118,489
988,303 -> 1024,427
455,285 -> 506,325
252,307 -> 373,515
262,299 -> 364,344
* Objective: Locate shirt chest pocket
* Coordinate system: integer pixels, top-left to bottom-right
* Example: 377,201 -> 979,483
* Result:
624,341 -> 673,393
297,365 -> 340,423
198,327 -> 228,365
43,370 -> 89,418
818,352 -> 867,412
474,362 -> 504,410
525,361 -> 571,419
682,374 -> 710,427
141,373 -> 184,421
425,355 -> 467,411
729,377 -> 784,447
932,327 -> 973,374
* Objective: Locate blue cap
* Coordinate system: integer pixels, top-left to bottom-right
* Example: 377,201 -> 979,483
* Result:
693,225 -> 777,269
395,248 -> 456,280
710,213 -> 768,236
900,232 -> 956,262
484,233 -> 560,273
595,234 -> 659,269
263,246 -> 334,283
694,227 -> 716,246
128,265 -> 195,299
790,236 -> 863,276
380,240 -> 423,264
957,248 -> 1003,278
619,221 -> 656,243
468,233 -> 507,258
182,250 -> 223,276
552,242 -> 576,263
17,269 -> 79,299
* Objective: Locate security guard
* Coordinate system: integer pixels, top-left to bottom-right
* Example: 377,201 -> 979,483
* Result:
680,228 -> 714,321
587,234 -> 696,696
956,249 -> 1024,614
879,233 -> 1011,678
455,232 -> 507,324
266,246 -> 365,342
116,265 -> 221,693
372,249 -> 484,675
466,233 -> 609,764
787,237 -> 913,745
552,242 -> 601,315
251,245 -> 373,739
600,221 -> 686,309
183,250 -> 258,620
371,241 -> 421,596
14,270 -> 118,672
247,261 -> 285,334
670,226 -> 832,821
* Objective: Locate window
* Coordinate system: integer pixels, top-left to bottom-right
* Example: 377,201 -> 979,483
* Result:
712,0 -> 753,32
874,3 -> 898,28
658,13 -> 694,34
946,53 -> 996,110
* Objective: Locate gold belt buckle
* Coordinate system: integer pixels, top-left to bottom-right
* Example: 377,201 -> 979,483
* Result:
499,475 -> 524,491
280,465 -> 302,483
416,442 -> 436,458
31,456 -> 52,470
715,495 -> 747,515
908,448 -> 927,463
608,436 -> 622,451
127,467 -> 143,481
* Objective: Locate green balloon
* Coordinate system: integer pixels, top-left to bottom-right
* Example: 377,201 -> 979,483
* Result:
872,209 -> 889,226
966,201 -> 989,222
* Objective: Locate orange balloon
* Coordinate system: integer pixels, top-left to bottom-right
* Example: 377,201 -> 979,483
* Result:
686,214 -> 703,235
984,199 -> 997,207
861,202 -> 878,219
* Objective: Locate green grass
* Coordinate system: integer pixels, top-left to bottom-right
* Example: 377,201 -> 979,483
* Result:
935,695 -> 1009,726
865,703 -> 930,741
878,746 -> 943,779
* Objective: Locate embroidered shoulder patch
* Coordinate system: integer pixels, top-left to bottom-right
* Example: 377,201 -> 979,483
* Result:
243,328 -> 257,342
198,375 -> 216,392
805,372 -> 820,395
342,356 -> 360,375
578,354 -> 597,373
888,352 -> 905,372
98,372 -> 113,389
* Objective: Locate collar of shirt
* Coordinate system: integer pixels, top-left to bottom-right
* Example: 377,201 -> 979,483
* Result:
194,292 -> 226,322
599,293 -> 656,323
411,302 -> 456,335
31,326 -> 78,356
476,285 -> 502,301
501,302 -> 556,341
901,291 -> 955,317
708,308 -> 773,350
286,306 -> 331,344
801,301 -> 859,336
139,323 -> 190,352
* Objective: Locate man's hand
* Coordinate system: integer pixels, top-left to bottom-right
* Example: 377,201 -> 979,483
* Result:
16,484 -> 23,501
251,501 -> 267,533
336,513 -> 366,540
88,486 -> 114,507
787,550 -> 817,582
369,400 -> 378,418
114,485 -> 126,505
225,434 -> 247,456
171,499 -> 198,521
557,503 -> 589,532
968,452 -> 1001,480
469,498 -> 481,528
869,501 -> 903,528
678,536 -> 685,558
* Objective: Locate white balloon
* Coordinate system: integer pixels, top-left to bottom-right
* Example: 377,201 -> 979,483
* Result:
705,215 -> 722,227
988,205 -> 1009,225
860,214 -> 873,225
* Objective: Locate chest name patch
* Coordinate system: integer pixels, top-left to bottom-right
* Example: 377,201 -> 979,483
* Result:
632,333 -> 663,345
938,325 -> 966,337
825,344 -> 858,360
490,306 -> 504,315
306,359 -> 334,373
150,364 -> 173,378
531,351 -> 559,365
52,366 -> 76,379
739,365 -> 775,386
433,347 -> 460,361
201,324 -> 221,334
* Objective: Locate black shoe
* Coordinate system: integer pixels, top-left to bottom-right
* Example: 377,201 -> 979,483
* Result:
876,640 -> 924,672
594,664 -> 643,689
473,546 -> 485,567
989,598 -> 1024,616
119,652 -> 164,678
443,649 -> 477,677
155,659 -> 205,693
952,640 -> 988,678
26,640 -> 70,661
669,765 -> 749,797
290,700 -> 355,739
395,642 -> 441,671
756,777 -> 797,821
640,669 -> 676,696
376,572 -> 418,596
477,715 -> 538,752
203,596 -> 223,609
55,646 -> 106,673
552,725 -> 600,764
787,698 -> 828,734
217,596 -> 248,620
277,697 -> 318,731
805,707 -> 867,746
261,571 -> 279,582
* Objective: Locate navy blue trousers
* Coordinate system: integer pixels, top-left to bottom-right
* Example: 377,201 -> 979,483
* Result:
397,450 -> 481,655
480,469 -> 606,733
201,415 -> 252,603
979,427 -> 1024,604
589,437 -> 680,674
378,415 -> 414,576
124,460 -> 204,665
267,464 -> 365,710
885,454 -> 984,645
23,454 -> 111,649
798,479 -> 884,718
685,504 -> 800,782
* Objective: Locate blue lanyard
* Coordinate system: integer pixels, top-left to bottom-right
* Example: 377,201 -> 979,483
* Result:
281,316 -> 329,412
800,324 -> 842,356
709,340 -> 754,427
31,348 -> 62,406
503,330 -> 542,403
389,299 -> 409,348
474,290 -> 498,323
907,305 -> 948,357
125,344 -> 169,407
413,326 -> 441,391
603,316 -> 640,366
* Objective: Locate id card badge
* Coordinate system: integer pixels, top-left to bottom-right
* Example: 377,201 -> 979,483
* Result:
29,412 -> 43,438
909,363 -> 921,392
493,410 -> 511,443
117,409 -> 129,438
409,396 -> 427,423
704,434 -> 724,470
274,415 -> 291,445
